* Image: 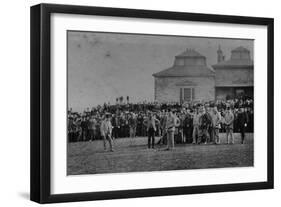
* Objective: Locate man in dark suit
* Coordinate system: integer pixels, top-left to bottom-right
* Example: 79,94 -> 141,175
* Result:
199,107 -> 212,144
80,116 -> 88,141
111,114 -> 120,139
183,109 -> 193,143
143,112 -> 160,149
237,107 -> 249,144
136,114 -> 144,137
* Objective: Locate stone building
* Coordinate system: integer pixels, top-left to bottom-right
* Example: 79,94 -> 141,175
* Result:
212,46 -> 254,100
152,46 -> 253,103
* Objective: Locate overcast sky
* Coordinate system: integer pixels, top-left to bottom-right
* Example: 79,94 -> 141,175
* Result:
68,31 -> 253,112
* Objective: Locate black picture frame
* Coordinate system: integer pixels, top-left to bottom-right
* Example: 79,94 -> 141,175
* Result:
30,3 -> 274,204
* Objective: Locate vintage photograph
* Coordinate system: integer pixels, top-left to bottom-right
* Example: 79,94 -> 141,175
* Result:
67,31 -> 254,175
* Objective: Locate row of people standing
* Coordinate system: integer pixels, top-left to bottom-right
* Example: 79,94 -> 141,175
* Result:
143,105 -> 250,149
143,109 -> 178,150
68,112 -> 160,142
68,105 -> 252,143
176,105 -> 249,145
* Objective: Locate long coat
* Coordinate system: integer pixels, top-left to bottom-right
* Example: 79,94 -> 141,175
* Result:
224,111 -> 234,129
199,113 -> 212,130
237,112 -> 248,128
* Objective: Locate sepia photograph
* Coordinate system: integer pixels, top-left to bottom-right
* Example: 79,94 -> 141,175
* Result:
67,31 -> 254,175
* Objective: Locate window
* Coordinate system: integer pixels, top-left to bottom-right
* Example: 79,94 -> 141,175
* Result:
175,58 -> 185,66
180,87 -> 194,103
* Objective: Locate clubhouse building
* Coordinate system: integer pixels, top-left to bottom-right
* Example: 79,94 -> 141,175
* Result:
153,46 -> 253,103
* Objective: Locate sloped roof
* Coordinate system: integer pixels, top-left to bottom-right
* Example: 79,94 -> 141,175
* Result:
175,49 -> 205,58
232,46 -> 250,52
153,65 -> 215,77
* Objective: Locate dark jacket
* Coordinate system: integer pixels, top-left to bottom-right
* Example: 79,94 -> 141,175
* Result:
183,114 -> 193,128
199,113 -> 212,129
237,112 -> 248,127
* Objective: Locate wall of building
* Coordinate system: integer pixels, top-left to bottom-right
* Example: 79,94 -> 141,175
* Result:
216,86 -> 254,100
215,68 -> 253,87
154,76 -> 215,102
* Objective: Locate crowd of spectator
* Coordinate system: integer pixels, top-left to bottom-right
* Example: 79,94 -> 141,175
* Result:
67,97 -> 254,145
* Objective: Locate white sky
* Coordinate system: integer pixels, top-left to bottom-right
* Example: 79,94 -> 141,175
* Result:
68,31 -> 253,112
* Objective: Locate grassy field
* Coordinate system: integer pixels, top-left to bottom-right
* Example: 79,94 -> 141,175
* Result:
67,133 -> 253,175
